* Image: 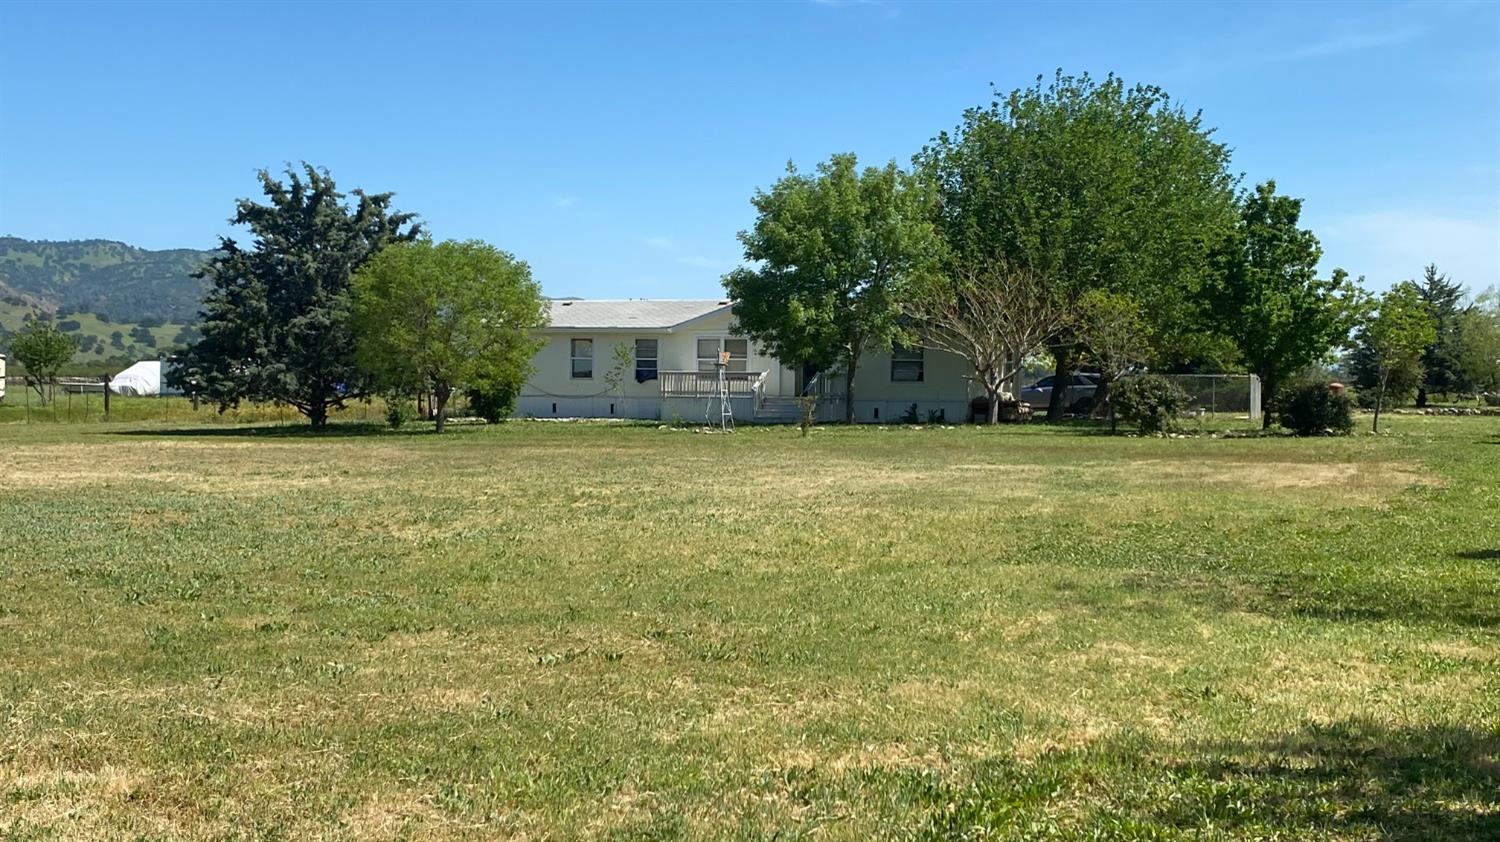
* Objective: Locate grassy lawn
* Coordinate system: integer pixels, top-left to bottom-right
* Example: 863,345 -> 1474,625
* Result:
1,417 -> 1497,839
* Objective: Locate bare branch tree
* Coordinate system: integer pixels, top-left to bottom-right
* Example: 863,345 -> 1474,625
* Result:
905,259 -> 1066,424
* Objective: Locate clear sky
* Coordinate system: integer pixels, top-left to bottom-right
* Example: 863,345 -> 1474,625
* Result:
1,0 -> 1496,298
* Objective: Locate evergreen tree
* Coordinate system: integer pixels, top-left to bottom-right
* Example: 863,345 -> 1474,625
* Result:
1412,263 -> 1469,402
172,165 -> 420,426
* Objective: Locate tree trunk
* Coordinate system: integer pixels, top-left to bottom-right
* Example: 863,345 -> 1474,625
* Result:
1090,377 -> 1114,420
434,381 -> 451,433
308,399 -> 328,428
1045,350 -> 1070,422
1373,372 -> 1387,433
987,379 -> 1002,424
843,347 -> 859,424
1261,375 -> 1275,429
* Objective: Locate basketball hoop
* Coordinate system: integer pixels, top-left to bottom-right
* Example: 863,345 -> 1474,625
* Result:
718,350 -> 731,366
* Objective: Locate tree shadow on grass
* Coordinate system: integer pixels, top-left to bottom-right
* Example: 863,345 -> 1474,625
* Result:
1242,571 -> 1500,630
1456,549 -> 1500,561
1122,568 -> 1500,631
1146,720 -> 1500,840
902,719 -> 1498,840
106,422 -> 423,439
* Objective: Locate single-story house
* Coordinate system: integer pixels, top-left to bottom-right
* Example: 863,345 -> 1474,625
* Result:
517,299 -> 1003,423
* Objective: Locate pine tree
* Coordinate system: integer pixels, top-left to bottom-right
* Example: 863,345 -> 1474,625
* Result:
172,165 -> 420,426
1413,264 -> 1469,403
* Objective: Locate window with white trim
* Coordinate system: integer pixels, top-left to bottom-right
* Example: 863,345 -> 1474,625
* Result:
891,345 -> 924,382
634,338 -> 658,381
696,337 -> 748,372
570,338 -> 593,378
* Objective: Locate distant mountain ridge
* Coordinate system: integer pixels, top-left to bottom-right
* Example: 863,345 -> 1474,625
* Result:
0,237 -> 215,324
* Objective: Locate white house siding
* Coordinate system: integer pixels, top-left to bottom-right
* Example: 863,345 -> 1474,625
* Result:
516,310 -> 785,419
514,301 -> 1018,423
823,346 -> 980,423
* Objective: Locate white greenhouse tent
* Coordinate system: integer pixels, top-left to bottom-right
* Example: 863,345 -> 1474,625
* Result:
109,360 -> 179,396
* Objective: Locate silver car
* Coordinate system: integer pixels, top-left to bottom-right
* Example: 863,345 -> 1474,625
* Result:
1018,373 -> 1100,411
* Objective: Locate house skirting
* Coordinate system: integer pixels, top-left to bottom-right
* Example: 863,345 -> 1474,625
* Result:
515,395 -> 757,422
515,395 -> 975,424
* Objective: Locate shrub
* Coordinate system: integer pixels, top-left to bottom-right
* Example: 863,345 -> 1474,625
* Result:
383,392 -> 415,428
1277,381 -> 1353,436
465,380 -> 519,424
1112,374 -> 1187,434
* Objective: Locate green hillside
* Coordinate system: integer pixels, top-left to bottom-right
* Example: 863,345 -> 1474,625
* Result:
0,299 -> 198,374
0,236 -> 215,324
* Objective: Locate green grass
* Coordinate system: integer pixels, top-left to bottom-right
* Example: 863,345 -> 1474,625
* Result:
1,417 -> 1497,839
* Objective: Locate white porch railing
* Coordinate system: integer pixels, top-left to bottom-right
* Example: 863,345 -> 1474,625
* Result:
659,370 -> 766,399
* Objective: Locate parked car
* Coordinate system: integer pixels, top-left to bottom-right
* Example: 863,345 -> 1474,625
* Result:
1018,373 -> 1100,412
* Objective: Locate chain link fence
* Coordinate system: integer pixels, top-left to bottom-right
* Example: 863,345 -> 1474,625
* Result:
1162,373 -> 1262,421
1,375 -> 119,422
0,375 -> 387,425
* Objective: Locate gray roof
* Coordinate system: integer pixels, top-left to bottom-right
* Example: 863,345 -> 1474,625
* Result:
545,299 -> 732,330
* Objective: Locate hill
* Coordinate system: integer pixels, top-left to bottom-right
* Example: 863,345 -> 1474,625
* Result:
0,237 -> 214,324
0,298 -> 198,373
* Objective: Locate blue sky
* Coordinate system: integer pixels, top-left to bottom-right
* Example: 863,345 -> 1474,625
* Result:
1,0 -> 1496,298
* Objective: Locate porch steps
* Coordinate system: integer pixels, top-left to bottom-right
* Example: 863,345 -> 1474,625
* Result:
755,397 -> 805,424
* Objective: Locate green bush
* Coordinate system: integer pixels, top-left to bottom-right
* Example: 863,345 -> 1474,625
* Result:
1112,374 -> 1187,434
465,380 -> 519,424
1277,381 -> 1353,436
383,392 -> 415,428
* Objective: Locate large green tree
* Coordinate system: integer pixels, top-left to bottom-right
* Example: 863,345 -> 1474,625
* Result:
9,321 -> 75,404
917,71 -> 1239,418
1209,181 -> 1364,427
1359,281 -> 1437,432
172,164 -> 420,426
723,153 -> 943,422
351,239 -> 548,433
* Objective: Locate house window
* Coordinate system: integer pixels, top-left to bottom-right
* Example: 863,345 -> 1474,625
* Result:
570,338 -> 593,378
634,339 -> 658,381
891,345 -> 924,382
696,337 -> 748,372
